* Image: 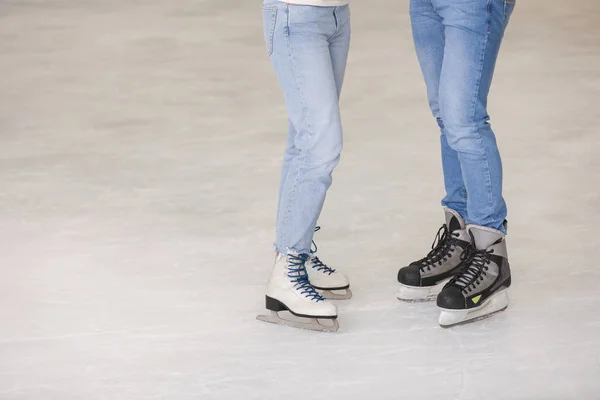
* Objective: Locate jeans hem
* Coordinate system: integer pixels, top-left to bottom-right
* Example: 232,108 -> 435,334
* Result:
273,245 -> 311,256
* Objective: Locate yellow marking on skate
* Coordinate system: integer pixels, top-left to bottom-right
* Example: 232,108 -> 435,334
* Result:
472,295 -> 482,304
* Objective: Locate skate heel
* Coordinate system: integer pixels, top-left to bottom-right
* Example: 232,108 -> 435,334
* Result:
265,296 -> 287,312
397,278 -> 450,302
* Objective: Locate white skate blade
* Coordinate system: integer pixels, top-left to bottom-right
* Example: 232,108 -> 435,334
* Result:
438,289 -> 509,328
397,278 -> 450,302
256,311 -> 339,333
318,288 -> 353,300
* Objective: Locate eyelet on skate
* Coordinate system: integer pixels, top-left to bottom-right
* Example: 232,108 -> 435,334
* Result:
287,254 -> 325,303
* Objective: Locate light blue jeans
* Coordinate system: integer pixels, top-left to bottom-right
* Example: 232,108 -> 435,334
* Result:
262,1 -> 351,254
410,0 -> 515,231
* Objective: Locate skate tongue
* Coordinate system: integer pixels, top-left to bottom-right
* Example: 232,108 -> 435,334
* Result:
444,208 -> 465,232
468,226 -> 504,250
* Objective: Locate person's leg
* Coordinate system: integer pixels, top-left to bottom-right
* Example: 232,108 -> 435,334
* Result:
410,0 -> 467,220
435,0 -> 514,231
271,4 -> 345,255
397,0 -> 471,302
258,1 -> 345,331
278,3 -> 350,233
304,4 -> 352,300
435,0 -> 516,327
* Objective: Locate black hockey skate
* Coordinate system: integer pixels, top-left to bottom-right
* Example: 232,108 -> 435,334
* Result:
437,224 -> 512,328
397,208 -> 471,302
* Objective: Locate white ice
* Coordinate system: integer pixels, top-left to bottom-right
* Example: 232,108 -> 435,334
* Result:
1,1 -> 599,399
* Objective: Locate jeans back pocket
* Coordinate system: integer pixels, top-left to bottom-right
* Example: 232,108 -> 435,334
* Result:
262,5 -> 278,57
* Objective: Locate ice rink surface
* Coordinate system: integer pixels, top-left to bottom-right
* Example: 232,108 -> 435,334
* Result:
1,0 -> 599,399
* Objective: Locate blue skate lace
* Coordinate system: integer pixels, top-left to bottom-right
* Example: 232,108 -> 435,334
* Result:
310,226 -> 336,275
447,245 -> 493,292
287,253 -> 325,302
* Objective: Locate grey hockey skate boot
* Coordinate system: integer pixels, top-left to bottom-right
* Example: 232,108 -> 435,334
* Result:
397,208 -> 471,301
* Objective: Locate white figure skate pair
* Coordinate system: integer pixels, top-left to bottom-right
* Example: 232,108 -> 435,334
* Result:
257,250 -> 351,333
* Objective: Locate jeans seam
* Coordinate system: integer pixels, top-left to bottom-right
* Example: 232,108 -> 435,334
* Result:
471,0 -> 492,122
474,0 -> 495,211
278,4 -> 313,249
463,0 -> 495,220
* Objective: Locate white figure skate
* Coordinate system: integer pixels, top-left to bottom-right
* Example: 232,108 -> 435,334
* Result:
306,255 -> 352,300
305,226 -> 352,300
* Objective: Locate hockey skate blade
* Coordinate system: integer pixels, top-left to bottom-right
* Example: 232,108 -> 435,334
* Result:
439,289 -> 509,328
318,288 -> 353,301
256,311 -> 339,333
397,279 -> 449,303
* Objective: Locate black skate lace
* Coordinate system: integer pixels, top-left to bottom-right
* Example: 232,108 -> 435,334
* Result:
447,245 -> 493,292
309,226 -> 336,275
287,253 -> 325,302
416,225 -> 460,272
